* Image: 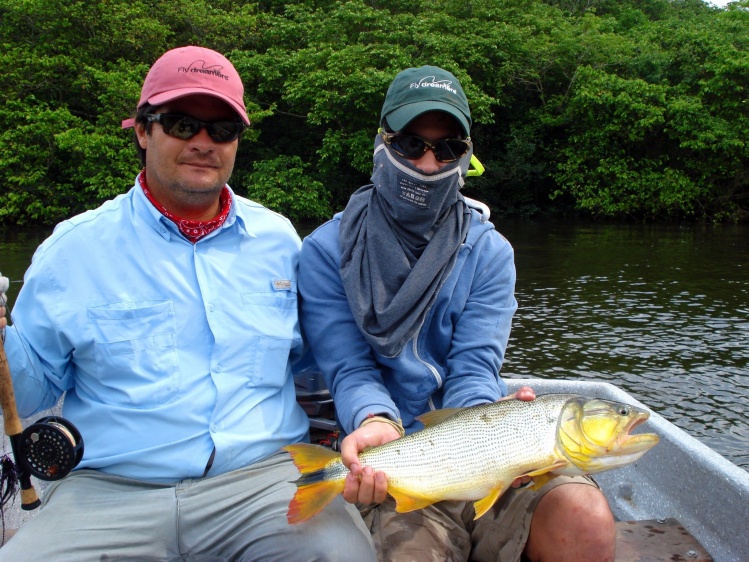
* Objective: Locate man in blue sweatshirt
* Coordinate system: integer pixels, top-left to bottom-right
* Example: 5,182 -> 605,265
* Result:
298,65 -> 616,562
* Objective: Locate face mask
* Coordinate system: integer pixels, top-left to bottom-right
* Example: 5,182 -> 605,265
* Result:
370,135 -> 473,246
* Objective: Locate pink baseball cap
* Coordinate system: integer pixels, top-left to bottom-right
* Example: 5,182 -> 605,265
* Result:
121,46 -> 250,129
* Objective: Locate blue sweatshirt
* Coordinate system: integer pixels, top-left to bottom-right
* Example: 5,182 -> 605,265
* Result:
299,208 -> 517,435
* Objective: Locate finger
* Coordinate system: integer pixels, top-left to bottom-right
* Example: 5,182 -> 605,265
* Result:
357,466 -> 377,504
515,386 -> 536,401
499,386 -> 536,403
511,476 -> 533,488
340,435 -> 361,469
372,470 -> 389,504
342,472 -> 361,504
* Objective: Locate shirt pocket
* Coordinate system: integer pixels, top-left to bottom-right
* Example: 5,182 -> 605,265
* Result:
86,301 -> 179,407
241,291 -> 300,389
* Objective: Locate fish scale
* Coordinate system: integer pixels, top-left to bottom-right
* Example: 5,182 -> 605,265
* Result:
284,393 -> 659,524
356,396 -> 569,499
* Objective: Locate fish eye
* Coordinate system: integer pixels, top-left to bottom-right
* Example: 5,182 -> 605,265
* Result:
619,406 -> 630,416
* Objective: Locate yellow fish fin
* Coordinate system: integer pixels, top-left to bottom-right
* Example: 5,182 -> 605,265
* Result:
527,473 -> 558,491
518,460 -> 568,492
283,444 -> 345,525
283,443 -> 340,472
416,408 -> 465,427
473,483 -> 510,520
389,487 -> 438,513
524,459 -> 568,478
286,477 -> 345,525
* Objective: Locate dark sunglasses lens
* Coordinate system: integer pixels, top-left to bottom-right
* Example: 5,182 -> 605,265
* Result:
433,139 -> 470,162
206,121 -> 243,142
156,115 -> 242,142
159,116 -> 200,140
391,135 -> 428,159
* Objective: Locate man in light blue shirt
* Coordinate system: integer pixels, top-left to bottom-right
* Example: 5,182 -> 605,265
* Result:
0,45 -> 374,561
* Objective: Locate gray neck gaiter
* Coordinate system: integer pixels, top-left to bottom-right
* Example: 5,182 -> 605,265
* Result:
339,136 -> 472,357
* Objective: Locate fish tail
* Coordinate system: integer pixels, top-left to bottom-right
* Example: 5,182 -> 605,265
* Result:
283,443 -> 346,524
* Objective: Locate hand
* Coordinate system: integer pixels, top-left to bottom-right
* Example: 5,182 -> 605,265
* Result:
340,421 -> 401,505
500,385 -> 536,402
500,386 -> 535,488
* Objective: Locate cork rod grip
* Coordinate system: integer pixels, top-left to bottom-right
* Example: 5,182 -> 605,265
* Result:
0,338 -> 41,509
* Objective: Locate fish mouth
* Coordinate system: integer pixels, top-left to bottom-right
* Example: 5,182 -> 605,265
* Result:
616,411 -> 659,455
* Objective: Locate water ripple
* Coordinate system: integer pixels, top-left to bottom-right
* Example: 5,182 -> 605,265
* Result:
499,220 -> 749,472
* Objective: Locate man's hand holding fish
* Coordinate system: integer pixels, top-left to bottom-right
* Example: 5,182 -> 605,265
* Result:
296,65 -> 631,561
341,386 -> 538,505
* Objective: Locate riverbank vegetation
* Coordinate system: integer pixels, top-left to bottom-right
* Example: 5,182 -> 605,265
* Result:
1,0 -> 747,225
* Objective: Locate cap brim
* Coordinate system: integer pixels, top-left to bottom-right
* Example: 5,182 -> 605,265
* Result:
148,88 -> 251,125
121,88 -> 251,129
385,101 -> 470,136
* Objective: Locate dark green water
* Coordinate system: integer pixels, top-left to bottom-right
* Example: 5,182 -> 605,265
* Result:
497,219 -> 748,472
2,219 -> 747,471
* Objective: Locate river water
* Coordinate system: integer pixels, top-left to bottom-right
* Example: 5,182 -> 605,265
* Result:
1,219 -> 747,471
497,219 -> 749,472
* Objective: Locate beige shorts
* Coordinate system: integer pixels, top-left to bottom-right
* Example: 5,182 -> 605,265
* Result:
359,475 -> 597,562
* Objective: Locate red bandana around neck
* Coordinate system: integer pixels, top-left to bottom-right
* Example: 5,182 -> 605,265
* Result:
139,170 -> 232,243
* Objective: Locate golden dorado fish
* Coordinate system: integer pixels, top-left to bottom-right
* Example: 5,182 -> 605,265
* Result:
283,393 -> 659,524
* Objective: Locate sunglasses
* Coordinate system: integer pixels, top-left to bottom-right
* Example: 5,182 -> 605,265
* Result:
146,113 -> 245,143
380,129 -> 471,163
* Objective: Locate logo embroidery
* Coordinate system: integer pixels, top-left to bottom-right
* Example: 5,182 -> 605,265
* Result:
178,60 -> 230,81
410,76 -> 457,95
273,279 -> 292,291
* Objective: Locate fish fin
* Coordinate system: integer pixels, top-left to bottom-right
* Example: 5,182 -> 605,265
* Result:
284,443 -> 340,473
524,459 -> 568,478
283,444 -> 345,525
416,408 -> 464,427
473,483 -> 510,520
286,478 -> 345,525
527,473 -> 558,491
518,460 -> 568,492
389,487 -> 438,513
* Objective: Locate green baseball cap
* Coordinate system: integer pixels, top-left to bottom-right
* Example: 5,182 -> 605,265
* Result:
380,66 -> 471,136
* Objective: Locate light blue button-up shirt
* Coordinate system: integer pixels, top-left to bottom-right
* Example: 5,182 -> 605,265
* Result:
5,179 -> 309,483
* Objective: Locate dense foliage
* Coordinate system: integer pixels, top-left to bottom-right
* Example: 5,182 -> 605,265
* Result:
1,0 -> 747,225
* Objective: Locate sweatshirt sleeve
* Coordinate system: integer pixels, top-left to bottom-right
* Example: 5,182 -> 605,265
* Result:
298,222 -> 400,435
441,229 -> 516,408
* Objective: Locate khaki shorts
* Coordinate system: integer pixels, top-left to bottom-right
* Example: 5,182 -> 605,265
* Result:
359,475 -> 597,562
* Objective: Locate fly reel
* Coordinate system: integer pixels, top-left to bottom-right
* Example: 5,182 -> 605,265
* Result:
18,416 -> 84,481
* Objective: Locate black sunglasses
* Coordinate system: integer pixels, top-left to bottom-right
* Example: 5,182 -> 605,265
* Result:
146,113 -> 245,143
380,130 -> 471,163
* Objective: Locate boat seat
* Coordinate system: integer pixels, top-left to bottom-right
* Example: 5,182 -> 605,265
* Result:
615,518 -> 712,561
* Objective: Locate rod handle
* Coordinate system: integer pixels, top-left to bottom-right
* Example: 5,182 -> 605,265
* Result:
0,338 -> 41,510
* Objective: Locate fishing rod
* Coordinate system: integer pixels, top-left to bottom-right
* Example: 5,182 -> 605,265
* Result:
0,337 -> 41,510
0,337 -> 83,511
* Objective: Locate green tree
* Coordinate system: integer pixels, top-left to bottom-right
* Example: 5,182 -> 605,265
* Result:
1,0 -> 747,225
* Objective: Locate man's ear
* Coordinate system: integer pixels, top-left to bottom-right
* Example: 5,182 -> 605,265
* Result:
135,122 -> 148,150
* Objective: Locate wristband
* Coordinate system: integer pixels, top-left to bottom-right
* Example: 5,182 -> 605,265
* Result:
359,413 -> 405,438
